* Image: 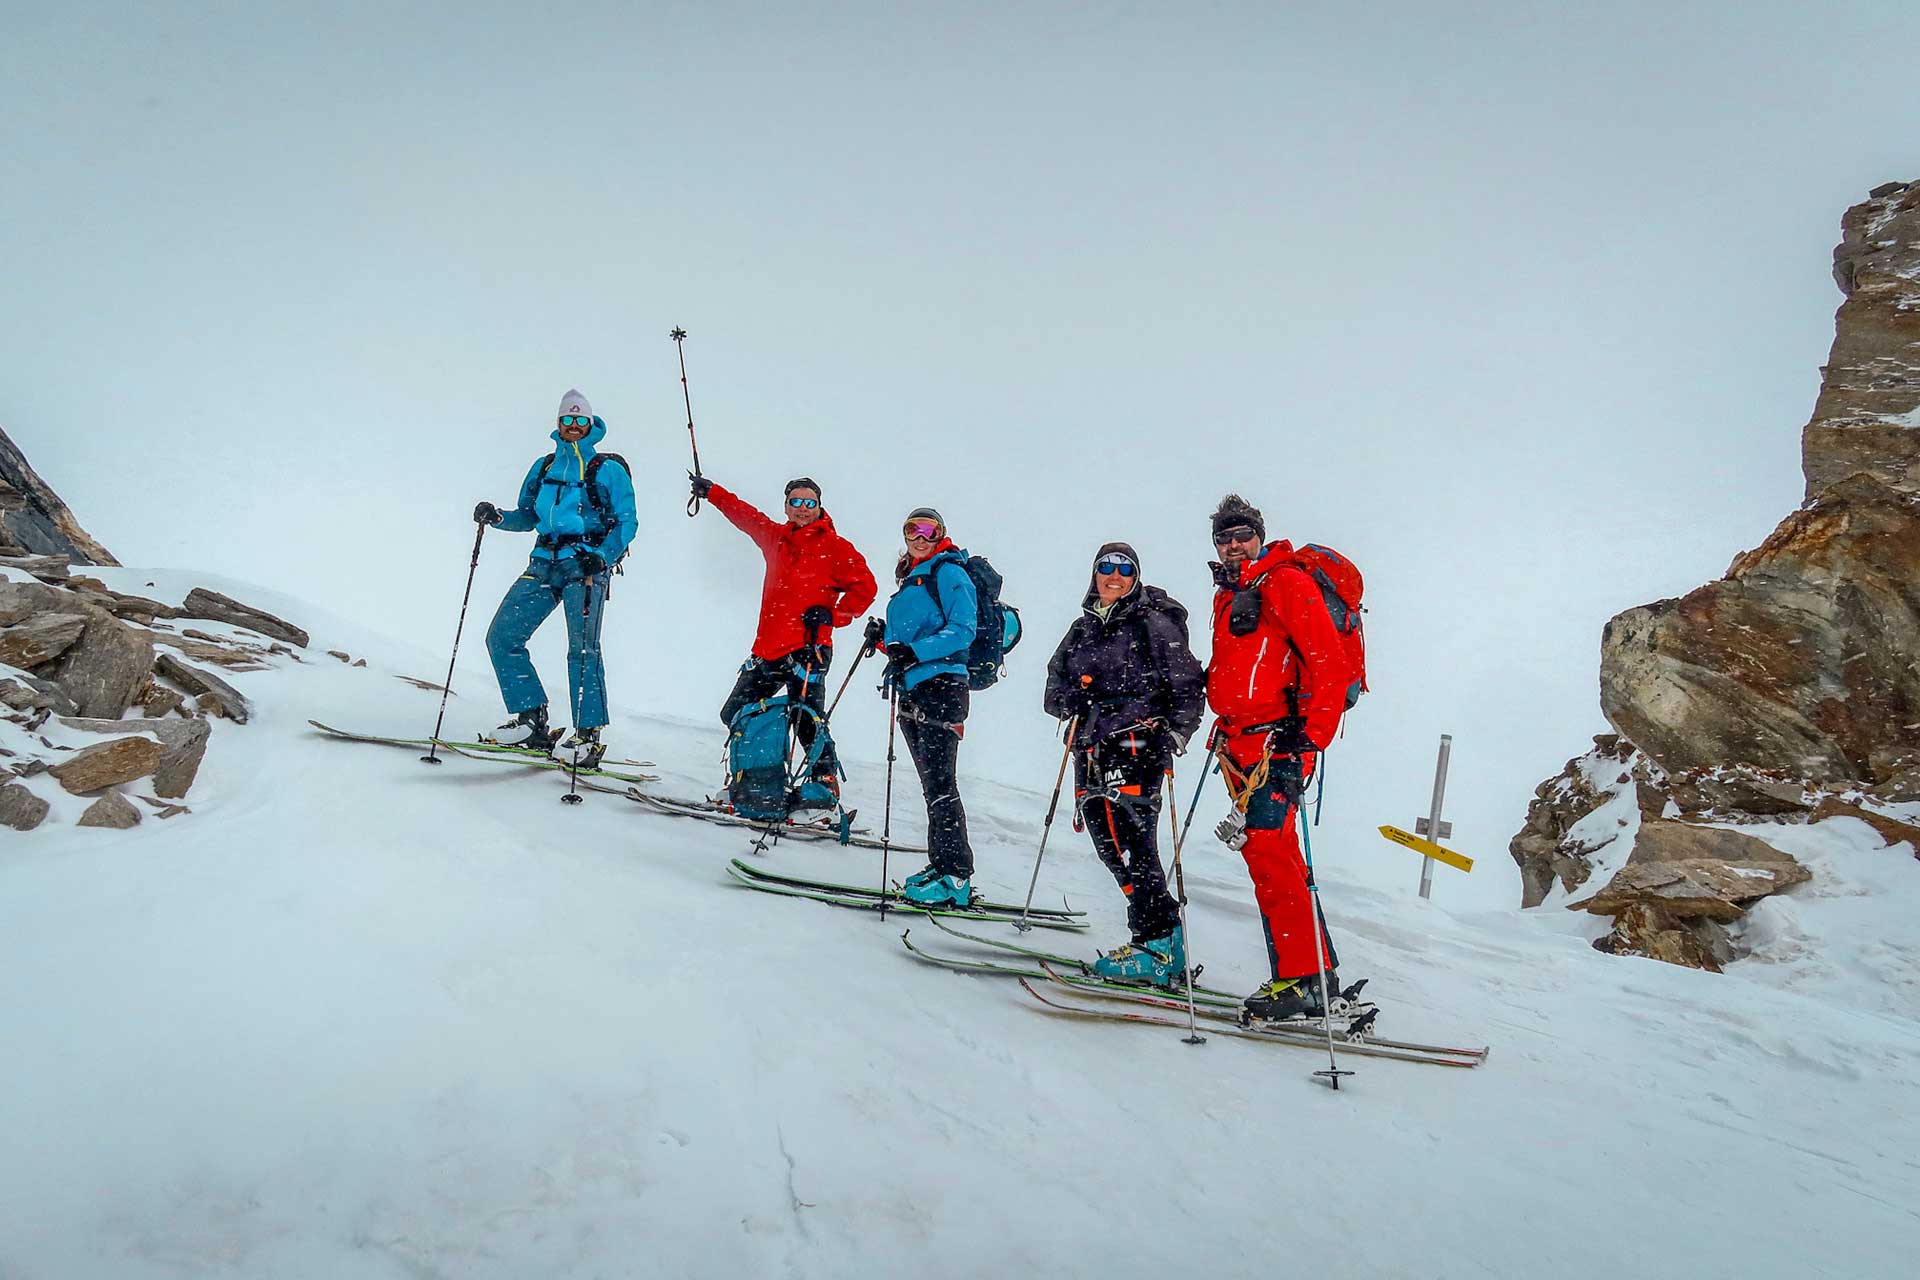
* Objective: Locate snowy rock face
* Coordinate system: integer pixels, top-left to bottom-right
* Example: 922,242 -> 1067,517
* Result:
1806,179 -> 1920,500
0,425 -> 117,566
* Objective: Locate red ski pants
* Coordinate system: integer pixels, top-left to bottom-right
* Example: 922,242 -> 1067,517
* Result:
1221,734 -> 1338,982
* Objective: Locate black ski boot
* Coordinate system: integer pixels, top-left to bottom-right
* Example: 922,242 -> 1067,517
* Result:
558,725 -> 606,771
489,705 -> 558,752
1241,969 -> 1339,1024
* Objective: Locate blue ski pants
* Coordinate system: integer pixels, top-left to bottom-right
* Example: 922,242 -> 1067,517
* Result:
484,557 -> 610,729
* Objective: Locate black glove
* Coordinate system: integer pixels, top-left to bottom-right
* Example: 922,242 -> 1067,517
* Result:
574,550 -> 608,578
689,471 -> 713,500
801,605 -> 833,634
473,501 -> 502,526
1265,715 -> 1316,756
885,642 -> 917,667
861,617 -> 886,653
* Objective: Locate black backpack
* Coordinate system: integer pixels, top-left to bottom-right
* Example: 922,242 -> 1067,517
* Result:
534,451 -> 631,563
909,554 -> 1023,690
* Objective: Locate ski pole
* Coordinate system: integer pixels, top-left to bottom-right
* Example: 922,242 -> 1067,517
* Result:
1163,757 -> 1210,1046
671,327 -> 704,516
421,521 -> 488,766
561,570 -> 600,806
877,683 -> 899,921
825,640 -> 875,720
1013,716 -> 1078,933
1298,757 -> 1351,1090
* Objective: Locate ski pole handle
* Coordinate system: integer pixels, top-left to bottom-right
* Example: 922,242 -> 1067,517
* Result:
671,327 -> 703,517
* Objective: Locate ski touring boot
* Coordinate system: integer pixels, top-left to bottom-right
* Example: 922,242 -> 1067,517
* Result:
488,705 -> 558,753
1241,969 -> 1341,1025
558,725 -> 607,771
901,869 -> 972,908
1091,927 -> 1186,989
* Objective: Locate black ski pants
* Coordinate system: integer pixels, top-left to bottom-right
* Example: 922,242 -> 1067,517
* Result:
898,674 -> 972,878
1074,729 -> 1181,943
720,645 -> 836,777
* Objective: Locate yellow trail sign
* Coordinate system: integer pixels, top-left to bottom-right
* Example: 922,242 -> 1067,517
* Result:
1378,825 -> 1474,874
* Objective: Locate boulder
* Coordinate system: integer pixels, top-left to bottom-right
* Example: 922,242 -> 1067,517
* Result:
59,715 -> 211,799
0,671 -> 76,716
1507,736 -> 1644,907
0,552 -> 71,581
77,790 -> 141,829
0,781 -> 49,831
1572,821 -> 1811,922
48,734 -> 166,795
0,427 -> 118,565
1807,797 -> 1920,855
136,680 -> 186,719
1591,902 -> 1734,973
0,612 -> 87,667
154,654 -> 250,724
0,580 -> 156,718
1599,473 -> 1920,786
177,588 -> 309,648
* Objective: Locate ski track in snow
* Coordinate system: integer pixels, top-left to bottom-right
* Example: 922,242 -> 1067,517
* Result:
3,567 -> 1919,1278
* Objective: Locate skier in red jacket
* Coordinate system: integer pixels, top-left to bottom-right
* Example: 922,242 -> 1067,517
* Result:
1203,493 -> 1356,1022
693,473 -> 878,792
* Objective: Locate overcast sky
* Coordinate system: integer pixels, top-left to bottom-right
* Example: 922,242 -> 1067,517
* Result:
5,1 -> 1917,906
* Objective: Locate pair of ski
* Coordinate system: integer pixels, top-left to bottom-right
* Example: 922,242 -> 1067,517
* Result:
725,859 -> 1088,932
905,915 -> 1489,1069
621,788 -> 929,855
307,721 -> 658,784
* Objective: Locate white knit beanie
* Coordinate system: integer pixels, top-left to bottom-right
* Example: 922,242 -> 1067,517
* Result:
557,388 -> 593,419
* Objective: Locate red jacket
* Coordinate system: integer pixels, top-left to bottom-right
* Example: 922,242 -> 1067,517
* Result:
709,484 -> 879,661
1206,540 -> 1352,750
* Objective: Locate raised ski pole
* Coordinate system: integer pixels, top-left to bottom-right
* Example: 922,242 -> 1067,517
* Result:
877,683 -> 899,921
671,327 -> 704,517
1298,767 -> 1352,1089
1163,755 -> 1214,1046
560,571 -> 600,806
1013,715 -> 1078,934
421,521 -> 488,766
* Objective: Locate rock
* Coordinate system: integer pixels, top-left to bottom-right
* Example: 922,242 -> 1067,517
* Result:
1591,902 -> 1733,973
0,552 -> 71,581
0,781 -> 49,831
95,588 -> 179,622
1808,180 -> 1920,500
136,679 -> 186,719
1507,736 -> 1644,907
48,734 -> 166,794
1599,473 -> 1920,786
328,650 -> 351,663
1572,821 -> 1811,922
154,653 -> 250,724
1662,766 -> 1815,818
0,580 -> 156,718
0,427 -> 118,565
352,658 -> 366,668
177,588 -> 308,648
0,611 -> 87,667
395,674 -> 450,693
0,671 -> 76,716
59,715 -> 211,799
77,790 -> 141,829
1806,797 -> 1920,854
146,632 -> 271,669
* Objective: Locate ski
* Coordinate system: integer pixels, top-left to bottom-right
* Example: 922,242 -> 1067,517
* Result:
730,860 -> 1084,921
724,862 -> 1090,931
1039,962 -> 1384,1042
308,721 -> 658,782
1017,979 -> 1488,1068
922,914 -> 1236,1001
621,787 -> 927,853
899,929 -> 1045,979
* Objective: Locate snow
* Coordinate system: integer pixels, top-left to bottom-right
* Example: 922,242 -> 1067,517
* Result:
5,569 -> 1920,1278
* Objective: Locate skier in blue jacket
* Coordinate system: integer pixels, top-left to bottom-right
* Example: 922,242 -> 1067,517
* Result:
473,388 -> 637,768
863,506 -> 979,906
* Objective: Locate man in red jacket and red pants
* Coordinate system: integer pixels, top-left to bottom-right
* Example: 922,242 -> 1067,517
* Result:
693,473 -> 878,796
1204,493 -> 1356,1022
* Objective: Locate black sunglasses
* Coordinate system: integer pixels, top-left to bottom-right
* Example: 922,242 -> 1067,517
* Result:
1213,526 -> 1260,547
1095,559 -> 1137,577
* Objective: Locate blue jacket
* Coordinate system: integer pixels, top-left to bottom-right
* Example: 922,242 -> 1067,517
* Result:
496,419 -> 638,565
884,548 -> 978,690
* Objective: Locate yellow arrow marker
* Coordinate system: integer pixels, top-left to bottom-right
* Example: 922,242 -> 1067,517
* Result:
1378,825 -> 1474,874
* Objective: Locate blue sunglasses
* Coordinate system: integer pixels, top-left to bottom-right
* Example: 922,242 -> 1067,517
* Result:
787,496 -> 820,510
1095,559 -> 1137,577
558,415 -> 592,427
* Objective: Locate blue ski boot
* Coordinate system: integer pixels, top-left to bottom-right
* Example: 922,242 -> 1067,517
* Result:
902,873 -> 973,908
1091,927 -> 1185,988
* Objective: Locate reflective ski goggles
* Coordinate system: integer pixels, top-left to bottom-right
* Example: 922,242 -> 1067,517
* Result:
1094,557 -> 1137,577
787,496 -> 820,510
1212,525 -> 1260,547
903,520 -> 942,540
557,414 -> 593,427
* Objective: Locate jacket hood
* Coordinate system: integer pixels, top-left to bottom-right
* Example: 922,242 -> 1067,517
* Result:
549,418 -> 608,452
1081,541 -> 1147,611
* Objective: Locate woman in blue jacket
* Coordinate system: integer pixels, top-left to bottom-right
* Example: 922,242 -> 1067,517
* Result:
473,388 -> 637,767
869,507 -> 978,907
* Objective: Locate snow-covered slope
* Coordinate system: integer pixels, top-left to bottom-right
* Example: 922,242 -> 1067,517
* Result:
4,570 -> 1918,1278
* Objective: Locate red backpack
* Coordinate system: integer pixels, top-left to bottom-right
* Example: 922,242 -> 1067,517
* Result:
1284,543 -> 1368,710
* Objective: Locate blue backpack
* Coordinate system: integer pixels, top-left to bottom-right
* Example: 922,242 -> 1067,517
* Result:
727,695 -> 843,823
906,554 -> 1023,690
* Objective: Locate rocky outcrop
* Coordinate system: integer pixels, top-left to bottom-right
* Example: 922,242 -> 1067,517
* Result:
0,426 -> 117,565
178,588 -> 309,648
0,580 -> 155,718
1514,182 -> 1920,971
0,612 -> 87,668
